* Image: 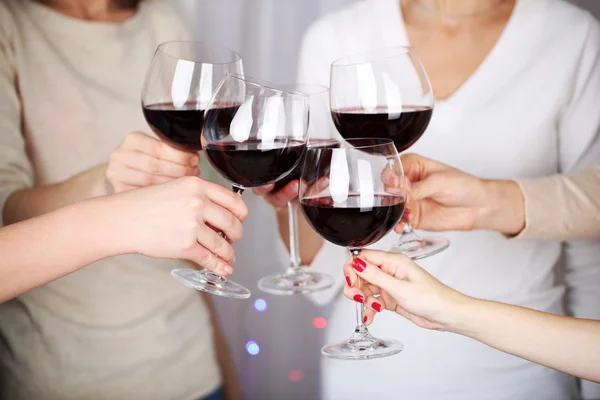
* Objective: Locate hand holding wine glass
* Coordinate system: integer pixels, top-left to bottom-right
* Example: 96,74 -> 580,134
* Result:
117,176 -> 248,274
106,131 -> 200,193
342,249 -> 467,330
397,153 -> 525,235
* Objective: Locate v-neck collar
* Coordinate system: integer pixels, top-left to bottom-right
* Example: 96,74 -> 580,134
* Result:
373,0 -> 549,109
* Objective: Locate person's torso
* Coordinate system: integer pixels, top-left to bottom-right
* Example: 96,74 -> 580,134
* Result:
0,1 -> 221,398
301,0 -> 598,398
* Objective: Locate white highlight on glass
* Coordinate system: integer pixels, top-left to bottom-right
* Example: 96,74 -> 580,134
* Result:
330,149 -> 349,204
382,71 -> 403,118
230,95 -> 254,143
196,63 -> 214,109
171,59 -> 194,108
357,159 -> 375,210
258,94 -> 284,148
356,63 -> 378,112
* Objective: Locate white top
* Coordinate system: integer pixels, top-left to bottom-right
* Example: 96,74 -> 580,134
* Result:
0,1 -> 220,399
296,0 -> 600,399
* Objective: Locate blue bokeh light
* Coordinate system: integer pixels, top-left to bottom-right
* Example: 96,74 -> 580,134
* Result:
254,298 -> 268,312
246,341 -> 260,355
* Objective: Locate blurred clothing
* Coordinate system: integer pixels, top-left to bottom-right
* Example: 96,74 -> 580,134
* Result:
295,0 -> 600,398
0,0 -> 220,399
517,162 -> 600,240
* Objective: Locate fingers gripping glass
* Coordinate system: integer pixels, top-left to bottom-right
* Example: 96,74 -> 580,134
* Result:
299,138 -> 406,359
330,46 -> 449,260
258,84 -> 335,295
141,41 -> 252,298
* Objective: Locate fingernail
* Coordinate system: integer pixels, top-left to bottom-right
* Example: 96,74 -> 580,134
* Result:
223,265 -> 233,275
190,155 -> 200,165
345,276 -> 352,286
352,258 -> 366,273
363,316 -> 368,324
372,302 -> 382,312
353,294 -> 364,303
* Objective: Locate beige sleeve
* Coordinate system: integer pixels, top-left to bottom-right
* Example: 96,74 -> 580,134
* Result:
0,5 -> 34,227
514,162 -> 600,240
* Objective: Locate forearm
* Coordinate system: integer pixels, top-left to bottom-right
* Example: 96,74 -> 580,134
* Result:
276,204 -> 324,265
449,298 -> 600,383
0,196 -> 123,302
3,164 -> 109,225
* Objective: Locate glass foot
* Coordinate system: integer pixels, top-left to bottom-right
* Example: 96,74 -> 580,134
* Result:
171,268 -> 251,299
258,268 -> 334,295
322,332 -> 404,360
394,235 -> 450,260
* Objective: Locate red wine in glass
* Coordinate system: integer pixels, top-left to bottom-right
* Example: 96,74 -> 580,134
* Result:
301,194 -> 405,248
205,138 -> 306,188
331,106 -> 432,152
143,102 -> 206,151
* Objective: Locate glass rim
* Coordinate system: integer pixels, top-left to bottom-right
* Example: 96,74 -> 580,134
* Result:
221,73 -> 309,98
331,45 -> 416,68
305,137 -> 396,151
156,41 -> 242,65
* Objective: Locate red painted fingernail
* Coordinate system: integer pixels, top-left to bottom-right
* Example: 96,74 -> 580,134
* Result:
363,316 -> 367,323
372,302 -> 382,312
352,258 -> 366,272
353,294 -> 364,303
345,276 -> 352,286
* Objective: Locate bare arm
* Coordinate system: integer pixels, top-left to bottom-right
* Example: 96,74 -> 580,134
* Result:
0,195 -> 122,302
455,299 -> 600,383
2,164 -> 109,225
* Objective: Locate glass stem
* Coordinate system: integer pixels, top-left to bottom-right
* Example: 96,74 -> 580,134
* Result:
287,201 -> 302,272
400,223 -> 423,242
219,185 -> 245,242
351,249 -> 368,335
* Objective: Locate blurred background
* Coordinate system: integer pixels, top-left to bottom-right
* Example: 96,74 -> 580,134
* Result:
168,1 -> 600,399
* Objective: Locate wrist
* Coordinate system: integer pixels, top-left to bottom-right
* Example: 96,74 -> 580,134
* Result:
476,179 -> 525,235
440,293 -> 481,335
87,195 -> 133,256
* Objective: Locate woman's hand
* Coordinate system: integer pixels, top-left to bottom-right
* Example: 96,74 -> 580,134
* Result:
106,132 -> 200,193
397,154 -> 525,235
114,176 -> 248,274
343,249 -> 470,330
252,181 -> 300,213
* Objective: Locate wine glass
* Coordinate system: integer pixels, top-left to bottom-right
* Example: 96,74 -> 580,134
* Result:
191,74 -> 309,298
141,41 -> 247,297
299,138 -> 407,359
142,41 -> 243,151
258,84 -> 335,295
330,46 -> 449,260
141,41 -> 248,297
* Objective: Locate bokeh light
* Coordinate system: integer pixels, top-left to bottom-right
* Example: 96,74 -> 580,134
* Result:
246,341 -> 260,355
312,317 -> 327,329
254,298 -> 268,312
289,370 -> 303,382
